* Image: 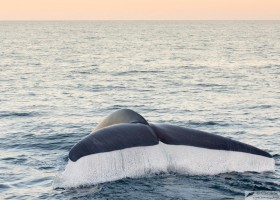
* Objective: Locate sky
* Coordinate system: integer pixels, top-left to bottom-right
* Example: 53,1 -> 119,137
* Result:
0,0 -> 280,20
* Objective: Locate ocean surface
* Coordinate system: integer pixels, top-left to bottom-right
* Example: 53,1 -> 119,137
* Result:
0,21 -> 279,199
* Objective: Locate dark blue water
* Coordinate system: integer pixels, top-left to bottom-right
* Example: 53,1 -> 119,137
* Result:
0,21 -> 279,199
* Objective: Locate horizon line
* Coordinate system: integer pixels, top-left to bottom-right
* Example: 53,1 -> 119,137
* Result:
1,19 -> 280,21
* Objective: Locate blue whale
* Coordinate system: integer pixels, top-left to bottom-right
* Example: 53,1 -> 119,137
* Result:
56,109 -> 275,188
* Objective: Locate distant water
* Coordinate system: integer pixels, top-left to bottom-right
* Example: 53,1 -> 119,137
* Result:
0,21 -> 279,199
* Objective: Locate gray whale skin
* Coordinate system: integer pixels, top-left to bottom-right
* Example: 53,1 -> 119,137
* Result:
69,109 -> 272,162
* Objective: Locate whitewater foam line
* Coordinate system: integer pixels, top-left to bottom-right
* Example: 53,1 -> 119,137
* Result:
54,143 -> 275,188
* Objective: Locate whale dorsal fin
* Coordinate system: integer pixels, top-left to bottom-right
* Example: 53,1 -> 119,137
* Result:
94,109 -> 149,131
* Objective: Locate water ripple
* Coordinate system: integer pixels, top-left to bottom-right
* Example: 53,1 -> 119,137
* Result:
0,21 -> 279,199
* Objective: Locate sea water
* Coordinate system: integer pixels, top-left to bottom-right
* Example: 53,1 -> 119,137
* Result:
0,21 -> 279,199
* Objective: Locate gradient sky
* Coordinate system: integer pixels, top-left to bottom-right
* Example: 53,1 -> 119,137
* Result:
0,0 -> 280,20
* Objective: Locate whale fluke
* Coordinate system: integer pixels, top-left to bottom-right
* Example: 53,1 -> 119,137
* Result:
69,123 -> 158,162
56,109 -> 275,188
150,123 -> 272,158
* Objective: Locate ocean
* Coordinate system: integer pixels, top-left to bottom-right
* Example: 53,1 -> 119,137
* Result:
0,21 -> 279,199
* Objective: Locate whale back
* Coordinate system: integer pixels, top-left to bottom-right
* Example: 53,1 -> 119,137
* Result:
94,109 -> 149,131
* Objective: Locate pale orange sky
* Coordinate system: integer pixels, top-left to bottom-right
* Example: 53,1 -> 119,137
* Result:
0,0 -> 280,20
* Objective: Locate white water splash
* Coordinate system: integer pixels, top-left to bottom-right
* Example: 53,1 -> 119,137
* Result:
54,143 -> 275,188
54,144 -> 167,188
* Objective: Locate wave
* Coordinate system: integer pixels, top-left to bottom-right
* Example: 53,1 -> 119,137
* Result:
188,121 -> 229,127
112,70 -> 164,76
0,111 -> 37,118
